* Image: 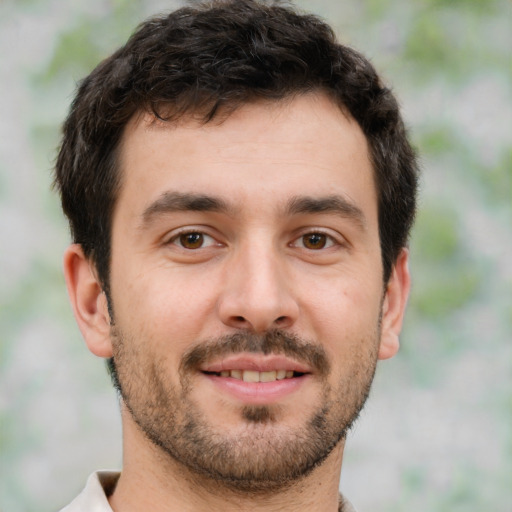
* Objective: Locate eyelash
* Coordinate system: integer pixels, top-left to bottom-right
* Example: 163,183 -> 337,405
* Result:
166,229 -> 219,250
166,228 -> 341,251
291,230 -> 340,250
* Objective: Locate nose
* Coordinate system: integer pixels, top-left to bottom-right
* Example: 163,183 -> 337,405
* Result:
217,244 -> 299,333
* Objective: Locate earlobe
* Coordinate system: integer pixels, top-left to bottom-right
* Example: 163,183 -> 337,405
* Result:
63,244 -> 113,358
378,248 -> 411,360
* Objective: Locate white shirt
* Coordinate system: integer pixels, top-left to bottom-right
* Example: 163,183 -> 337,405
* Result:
60,471 -> 358,511
60,471 -> 118,512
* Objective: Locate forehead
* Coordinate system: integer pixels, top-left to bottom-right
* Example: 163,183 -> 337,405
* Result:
115,93 -> 376,224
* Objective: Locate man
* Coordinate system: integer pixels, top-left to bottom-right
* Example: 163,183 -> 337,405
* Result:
55,1 -> 418,510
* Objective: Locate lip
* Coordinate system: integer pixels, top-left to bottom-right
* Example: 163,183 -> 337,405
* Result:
199,354 -> 312,374
199,354 -> 312,405
202,372 -> 310,404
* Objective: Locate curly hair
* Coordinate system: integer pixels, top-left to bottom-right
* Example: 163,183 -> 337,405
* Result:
54,0 -> 418,294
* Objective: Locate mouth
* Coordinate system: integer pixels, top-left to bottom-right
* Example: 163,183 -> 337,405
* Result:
203,369 -> 306,382
199,355 -> 312,404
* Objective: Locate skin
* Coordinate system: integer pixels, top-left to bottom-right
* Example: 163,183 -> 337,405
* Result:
64,92 -> 410,511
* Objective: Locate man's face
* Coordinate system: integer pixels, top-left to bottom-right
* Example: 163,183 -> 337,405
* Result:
105,93 -> 396,489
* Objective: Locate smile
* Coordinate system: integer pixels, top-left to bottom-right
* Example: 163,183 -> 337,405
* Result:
204,369 -> 303,382
199,355 -> 312,404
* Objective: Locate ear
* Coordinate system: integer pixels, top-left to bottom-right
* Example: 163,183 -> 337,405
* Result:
378,248 -> 411,360
63,244 -> 113,358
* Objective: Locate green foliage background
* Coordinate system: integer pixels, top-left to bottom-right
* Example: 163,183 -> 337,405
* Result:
1,0 -> 510,510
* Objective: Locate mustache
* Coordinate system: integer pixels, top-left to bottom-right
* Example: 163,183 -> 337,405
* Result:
180,329 -> 330,376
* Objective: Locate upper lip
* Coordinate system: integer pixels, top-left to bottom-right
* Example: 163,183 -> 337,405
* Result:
199,354 -> 313,374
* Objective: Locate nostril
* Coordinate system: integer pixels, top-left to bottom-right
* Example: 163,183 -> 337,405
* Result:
276,316 -> 287,323
234,316 -> 246,323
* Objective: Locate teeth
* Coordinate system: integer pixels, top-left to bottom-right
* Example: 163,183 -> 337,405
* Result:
230,369 -> 242,380
218,369 -> 297,382
242,370 -> 260,383
260,370 -> 277,382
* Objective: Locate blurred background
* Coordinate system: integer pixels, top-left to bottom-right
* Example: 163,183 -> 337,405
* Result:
0,0 -> 510,510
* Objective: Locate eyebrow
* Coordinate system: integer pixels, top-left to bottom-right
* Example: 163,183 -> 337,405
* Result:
140,191 -> 234,227
286,195 -> 367,229
140,191 -> 367,230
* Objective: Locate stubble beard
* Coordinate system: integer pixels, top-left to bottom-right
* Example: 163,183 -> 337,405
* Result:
108,329 -> 379,493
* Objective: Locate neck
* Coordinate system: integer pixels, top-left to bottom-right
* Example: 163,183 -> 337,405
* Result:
109,407 -> 345,512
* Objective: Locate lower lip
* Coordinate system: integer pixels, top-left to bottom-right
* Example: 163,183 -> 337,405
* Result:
203,373 -> 309,405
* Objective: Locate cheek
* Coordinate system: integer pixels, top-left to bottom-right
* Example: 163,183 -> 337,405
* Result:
303,267 -> 382,317
111,265 -> 222,353
300,269 -> 383,351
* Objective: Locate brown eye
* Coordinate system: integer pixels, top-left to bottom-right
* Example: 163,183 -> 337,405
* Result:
302,233 -> 327,250
179,232 -> 204,249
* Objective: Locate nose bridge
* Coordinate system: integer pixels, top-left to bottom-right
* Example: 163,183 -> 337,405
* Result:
244,240 -> 282,300
218,235 -> 298,332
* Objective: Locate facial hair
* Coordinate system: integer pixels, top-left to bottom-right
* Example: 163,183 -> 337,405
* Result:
108,328 -> 379,493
